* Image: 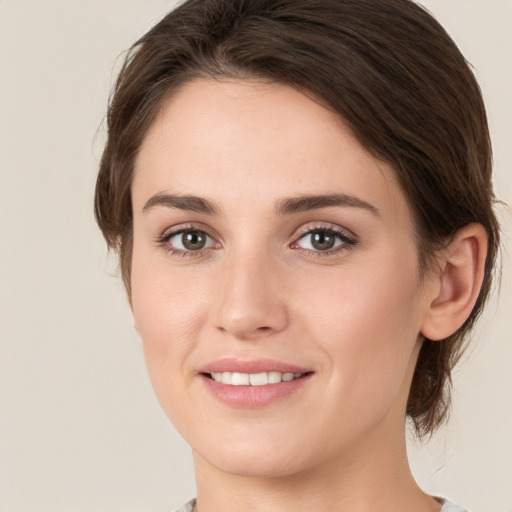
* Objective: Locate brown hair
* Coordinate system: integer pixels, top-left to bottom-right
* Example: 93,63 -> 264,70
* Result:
95,0 -> 500,437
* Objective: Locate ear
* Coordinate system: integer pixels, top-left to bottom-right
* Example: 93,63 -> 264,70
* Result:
421,223 -> 488,341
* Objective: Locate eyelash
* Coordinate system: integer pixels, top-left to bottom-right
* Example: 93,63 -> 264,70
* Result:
156,224 -> 219,258
156,223 -> 358,259
292,224 -> 358,257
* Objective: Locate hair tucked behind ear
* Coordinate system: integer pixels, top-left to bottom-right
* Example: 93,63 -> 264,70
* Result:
95,0 -> 500,437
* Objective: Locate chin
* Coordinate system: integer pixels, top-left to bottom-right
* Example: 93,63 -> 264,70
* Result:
193,434 -> 316,479
205,453 -> 308,479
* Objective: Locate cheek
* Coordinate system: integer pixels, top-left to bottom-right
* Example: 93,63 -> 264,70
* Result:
300,250 -> 424,406
304,252 -> 421,334
130,248 -> 210,397
131,241 -> 209,334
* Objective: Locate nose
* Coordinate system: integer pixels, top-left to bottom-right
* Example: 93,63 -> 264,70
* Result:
212,251 -> 289,341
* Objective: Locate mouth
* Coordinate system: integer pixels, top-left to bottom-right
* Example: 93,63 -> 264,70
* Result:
198,359 -> 314,408
203,371 -> 311,386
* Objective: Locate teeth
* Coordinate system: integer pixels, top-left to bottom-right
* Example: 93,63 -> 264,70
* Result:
232,372 -> 249,385
268,371 -> 281,384
249,372 -> 268,386
210,371 -> 305,386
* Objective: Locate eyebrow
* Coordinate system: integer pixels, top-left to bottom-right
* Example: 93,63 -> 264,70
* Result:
142,194 -> 218,215
142,192 -> 380,218
275,193 -> 380,217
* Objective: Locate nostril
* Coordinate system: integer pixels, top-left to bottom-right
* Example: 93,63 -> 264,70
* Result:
214,298 -> 289,338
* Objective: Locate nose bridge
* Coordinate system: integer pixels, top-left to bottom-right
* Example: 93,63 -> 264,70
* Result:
213,244 -> 288,339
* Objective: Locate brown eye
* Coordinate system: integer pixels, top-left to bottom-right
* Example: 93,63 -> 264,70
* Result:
310,231 -> 336,251
166,229 -> 215,252
296,228 -> 353,252
182,231 -> 207,250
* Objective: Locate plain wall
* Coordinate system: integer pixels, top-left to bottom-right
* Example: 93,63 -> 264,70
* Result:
0,1 -> 510,511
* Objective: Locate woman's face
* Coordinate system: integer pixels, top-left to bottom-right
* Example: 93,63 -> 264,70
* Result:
130,79 -> 434,478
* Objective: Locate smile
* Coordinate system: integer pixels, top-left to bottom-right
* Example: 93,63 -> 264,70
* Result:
199,358 -> 314,407
208,371 -> 306,386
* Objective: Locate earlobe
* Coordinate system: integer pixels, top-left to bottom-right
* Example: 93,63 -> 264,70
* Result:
421,223 -> 488,341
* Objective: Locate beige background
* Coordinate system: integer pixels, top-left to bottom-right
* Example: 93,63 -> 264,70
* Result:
0,1 -> 510,511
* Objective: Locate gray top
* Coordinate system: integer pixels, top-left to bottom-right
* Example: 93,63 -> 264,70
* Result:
172,497 -> 468,512
173,499 -> 196,512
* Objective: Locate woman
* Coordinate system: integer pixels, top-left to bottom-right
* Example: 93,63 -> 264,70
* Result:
95,0 -> 500,510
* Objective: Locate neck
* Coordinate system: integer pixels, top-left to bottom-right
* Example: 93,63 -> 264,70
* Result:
192,422 -> 440,512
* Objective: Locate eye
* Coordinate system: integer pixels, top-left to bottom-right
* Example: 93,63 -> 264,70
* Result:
162,228 -> 216,253
293,226 -> 357,253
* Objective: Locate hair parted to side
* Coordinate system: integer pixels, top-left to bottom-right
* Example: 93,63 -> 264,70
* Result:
95,0 -> 500,437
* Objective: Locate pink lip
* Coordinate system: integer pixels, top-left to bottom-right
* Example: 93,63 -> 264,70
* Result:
198,358 -> 314,408
199,358 -> 311,375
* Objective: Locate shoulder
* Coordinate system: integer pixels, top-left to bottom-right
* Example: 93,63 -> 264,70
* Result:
171,498 -> 196,512
440,498 -> 469,512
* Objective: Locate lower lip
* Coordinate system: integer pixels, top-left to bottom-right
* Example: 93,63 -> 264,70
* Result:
200,374 -> 313,408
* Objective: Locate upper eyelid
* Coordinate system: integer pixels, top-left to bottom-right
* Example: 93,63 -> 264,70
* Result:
159,222 -> 219,241
293,222 -> 358,241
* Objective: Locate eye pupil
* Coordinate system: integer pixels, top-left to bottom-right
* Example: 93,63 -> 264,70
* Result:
182,231 -> 206,250
312,231 -> 335,250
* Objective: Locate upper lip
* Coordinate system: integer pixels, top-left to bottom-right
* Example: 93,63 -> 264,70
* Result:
199,358 -> 312,375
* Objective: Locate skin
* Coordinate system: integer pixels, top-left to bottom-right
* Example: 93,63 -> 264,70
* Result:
129,79 -> 483,512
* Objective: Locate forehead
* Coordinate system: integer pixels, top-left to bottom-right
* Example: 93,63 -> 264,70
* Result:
133,79 -> 411,226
